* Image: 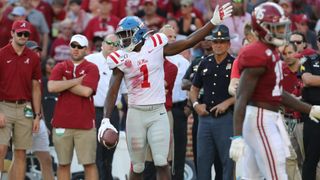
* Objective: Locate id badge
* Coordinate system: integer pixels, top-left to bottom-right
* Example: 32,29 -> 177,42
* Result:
24,105 -> 34,118
55,128 -> 65,136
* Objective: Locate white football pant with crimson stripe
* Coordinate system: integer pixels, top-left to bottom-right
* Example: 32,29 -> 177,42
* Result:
241,105 -> 288,180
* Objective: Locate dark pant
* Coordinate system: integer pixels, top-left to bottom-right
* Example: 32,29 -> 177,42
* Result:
95,107 -> 120,180
172,101 -> 188,180
197,111 -> 234,180
302,116 -> 320,180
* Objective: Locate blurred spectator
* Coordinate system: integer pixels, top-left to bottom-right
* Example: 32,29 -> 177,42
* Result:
52,0 -> 66,22
49,19 -> 72,62
84,0 -> 120,50
25,40 -> 55,180
41,58 -> 57,145
169,0 -> 203,24
223,0 -> 251,55
279,0 -> 298,31
177,0 -> 203,36
21,0 -> 50,59
167,18 -> 187,41
125,0 -> 140,16
9,6 -> 40,44
0,1 -> 14,48
67,0 -> 92,34
246,0 -> 266,13
81,0 -> 127,18
139,0 -> 165,31
293,14 -> 318,50
30,0 -> 54,30
291,0 -> 317,28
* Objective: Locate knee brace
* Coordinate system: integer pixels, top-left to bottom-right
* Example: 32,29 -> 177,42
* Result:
133,163 -> 145,173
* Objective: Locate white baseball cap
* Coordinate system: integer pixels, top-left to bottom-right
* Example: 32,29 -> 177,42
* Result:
70,34 -> 88,47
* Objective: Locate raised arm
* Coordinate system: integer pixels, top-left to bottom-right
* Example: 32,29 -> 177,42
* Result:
163,3 -> 232,56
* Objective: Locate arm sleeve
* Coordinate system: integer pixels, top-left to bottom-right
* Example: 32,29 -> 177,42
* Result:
49,63 -> 64,81
192,61 -> 204,88
231,58 -> 240,79
107,50 -> 125,70
300,57 -> 312,75
81,64 -> 100,92
238,48 -> 268,71
32,56 -> 42,81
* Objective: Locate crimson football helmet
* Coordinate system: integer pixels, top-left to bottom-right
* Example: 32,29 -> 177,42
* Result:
252,2 -> 291,46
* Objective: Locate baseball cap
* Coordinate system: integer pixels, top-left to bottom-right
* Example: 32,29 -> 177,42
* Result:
12,20 -> 31,33
11,6 -> 26,16
70,34 -> 89,47
294,14 -> 309,24
206,25 -> 230,41
26,41 -> 42,51
180,0 -> 193,6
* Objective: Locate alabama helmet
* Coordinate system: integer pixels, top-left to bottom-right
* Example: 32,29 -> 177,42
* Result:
115,16 -> 148,52
252,2 -> 291,46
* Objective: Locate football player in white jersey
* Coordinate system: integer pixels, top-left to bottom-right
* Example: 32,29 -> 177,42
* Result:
97,3 -> 233,180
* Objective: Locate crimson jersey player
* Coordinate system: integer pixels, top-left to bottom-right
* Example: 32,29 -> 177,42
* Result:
229,2 -> 320,179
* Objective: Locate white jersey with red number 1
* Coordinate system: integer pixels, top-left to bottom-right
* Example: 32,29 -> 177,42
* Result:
107,33 -> 168,106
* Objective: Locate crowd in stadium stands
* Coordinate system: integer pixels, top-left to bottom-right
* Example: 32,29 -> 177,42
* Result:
1,0 -> 320,179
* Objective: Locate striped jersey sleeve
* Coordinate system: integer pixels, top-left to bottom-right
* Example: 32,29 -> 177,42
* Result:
107,50 -> 124,69
148,33 -> 168,48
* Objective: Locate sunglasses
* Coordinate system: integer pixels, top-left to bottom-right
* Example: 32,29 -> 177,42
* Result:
16,31 -> 30,37
70,43 -> 85,49
105,40 -> 119,47
289,40 -> 303,45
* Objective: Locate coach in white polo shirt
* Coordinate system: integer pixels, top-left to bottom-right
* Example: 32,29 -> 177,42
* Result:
85,33 -> 127,180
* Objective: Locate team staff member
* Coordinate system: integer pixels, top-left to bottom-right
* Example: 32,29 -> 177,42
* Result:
182,39 -> 223,179
48,34 -> 99,180
161,24 -> 190,180
0,20 -> 42,180
86,33 -> 127,180
190,24 -> 235,180
300,31 -> 320,180
281,42 -> 304,180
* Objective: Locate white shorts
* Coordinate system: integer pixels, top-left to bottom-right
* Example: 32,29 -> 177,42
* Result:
31,120 -> 50,152
126,103 -> 170,173
241,105 -> 288,180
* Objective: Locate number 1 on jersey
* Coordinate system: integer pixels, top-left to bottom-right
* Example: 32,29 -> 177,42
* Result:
140,64 -> 151,88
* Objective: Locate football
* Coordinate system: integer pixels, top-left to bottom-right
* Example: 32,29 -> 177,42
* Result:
100,128 -> 119,149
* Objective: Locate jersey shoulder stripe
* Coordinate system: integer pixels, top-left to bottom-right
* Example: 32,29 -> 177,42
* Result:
109,51 -> 121,64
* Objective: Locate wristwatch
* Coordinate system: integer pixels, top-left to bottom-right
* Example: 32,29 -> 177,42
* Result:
35,113 -> 42,118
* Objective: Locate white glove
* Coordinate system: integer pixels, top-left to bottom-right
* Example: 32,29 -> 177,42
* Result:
98,118 -> 118,142
309,105 -> 320,123
210,2 -> 233,25
229,136 -> 245,162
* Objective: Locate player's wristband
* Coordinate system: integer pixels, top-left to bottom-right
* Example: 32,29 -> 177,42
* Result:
192,101 -> 199,108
